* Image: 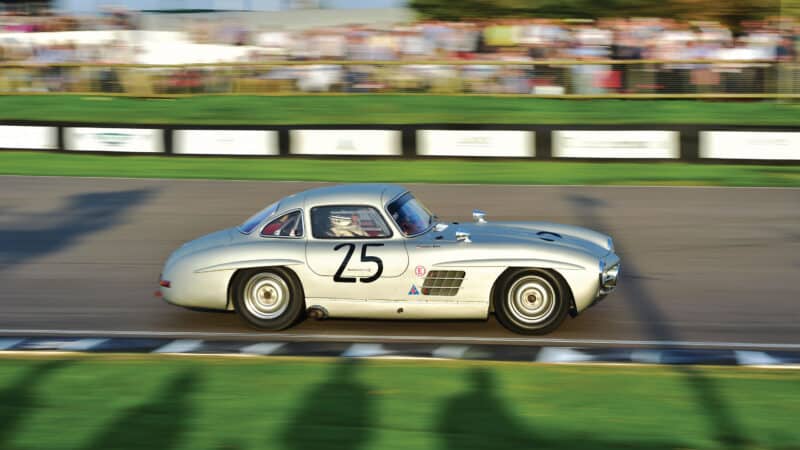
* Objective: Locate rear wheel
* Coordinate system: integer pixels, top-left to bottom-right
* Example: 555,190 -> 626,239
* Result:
494,269 -> 569,335
233,268 -> 304,330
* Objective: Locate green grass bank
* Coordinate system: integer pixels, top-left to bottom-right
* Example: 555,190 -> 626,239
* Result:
0,355 -> 798,450
0,95 -> 799,125
1,151 -> 798,186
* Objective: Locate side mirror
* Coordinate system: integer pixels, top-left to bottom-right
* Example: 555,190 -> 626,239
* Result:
456,230 -> 472,243
472,209 -> 487,224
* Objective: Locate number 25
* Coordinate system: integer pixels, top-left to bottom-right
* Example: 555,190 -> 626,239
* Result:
333,243 -> 384,283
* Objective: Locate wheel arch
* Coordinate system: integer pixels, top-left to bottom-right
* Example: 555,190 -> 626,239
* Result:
489,267 -> 576,316
226,265 -> 305,311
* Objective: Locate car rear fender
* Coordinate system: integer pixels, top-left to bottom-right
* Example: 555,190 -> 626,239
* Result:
196,258 -> 305,310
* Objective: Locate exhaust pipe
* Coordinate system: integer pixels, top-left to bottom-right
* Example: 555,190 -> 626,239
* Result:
307,305 -> 329,320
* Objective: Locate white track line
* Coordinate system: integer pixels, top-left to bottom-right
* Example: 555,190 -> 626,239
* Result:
734,351 -> 784,366
432,345 -> 471,359
153,339 -> 203,354
0,329 -> 798,350
536,347 -> 594,363
343,343 -> 389,357
239,342 -> 285,355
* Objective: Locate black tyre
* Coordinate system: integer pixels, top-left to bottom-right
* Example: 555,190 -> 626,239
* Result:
233,268 -> 304,330
494,269 -> 569,335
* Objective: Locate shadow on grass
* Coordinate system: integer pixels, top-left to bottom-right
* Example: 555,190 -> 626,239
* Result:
567,193 -> 748,448
0,359 -> 73,450
81,370 -> 199,450
281,359 -> 375,450
437,367 -> 680,450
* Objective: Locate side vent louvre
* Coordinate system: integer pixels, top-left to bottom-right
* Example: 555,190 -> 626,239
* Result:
422,270 -> 465,296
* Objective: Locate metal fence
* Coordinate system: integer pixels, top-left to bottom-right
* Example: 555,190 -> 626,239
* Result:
1,60 -> 799,98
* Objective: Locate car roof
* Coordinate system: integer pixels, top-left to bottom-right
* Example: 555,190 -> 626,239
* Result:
277,184 -> 408,212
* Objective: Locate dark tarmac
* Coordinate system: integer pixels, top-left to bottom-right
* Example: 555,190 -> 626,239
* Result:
1,176 -> 798,349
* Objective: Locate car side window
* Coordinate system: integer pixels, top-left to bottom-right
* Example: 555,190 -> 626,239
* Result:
260,210 -> 303,238
311,206 -> 392,239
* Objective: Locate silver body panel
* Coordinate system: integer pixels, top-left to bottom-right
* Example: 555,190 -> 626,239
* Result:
160,184 -> 619,320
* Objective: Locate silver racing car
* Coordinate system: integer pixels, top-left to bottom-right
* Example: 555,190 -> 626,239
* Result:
159,184 -> 620,334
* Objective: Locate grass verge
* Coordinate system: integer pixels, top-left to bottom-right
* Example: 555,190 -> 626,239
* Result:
1,151 -> 799,186
0,355 -> 798,450
0,95 -> 799,125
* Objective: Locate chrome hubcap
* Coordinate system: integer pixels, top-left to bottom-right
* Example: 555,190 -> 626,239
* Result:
243,273 -> 290,319
507,275 -> 556,324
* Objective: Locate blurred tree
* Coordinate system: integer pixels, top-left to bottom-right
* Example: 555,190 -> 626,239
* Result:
410,0 -> 785,27
671,0 -> 780,28
780,0 -> 800,18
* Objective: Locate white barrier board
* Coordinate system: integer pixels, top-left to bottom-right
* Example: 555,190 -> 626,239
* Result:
65,128 -> 163,153
700,131 -> 800,160
417,130 -> 534,157
0,125 -> 56,150
290,130 -> 401,156
174,130 -> 278,156
553,130 -> 679,159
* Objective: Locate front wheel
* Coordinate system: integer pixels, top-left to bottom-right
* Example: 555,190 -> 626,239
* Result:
494,269 -> 569,335
233,268 -> 304,330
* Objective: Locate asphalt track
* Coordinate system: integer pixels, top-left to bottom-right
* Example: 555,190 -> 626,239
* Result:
1,176 -> 798,349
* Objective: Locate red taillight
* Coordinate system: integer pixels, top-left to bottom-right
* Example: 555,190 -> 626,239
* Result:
160,280 -> 171,288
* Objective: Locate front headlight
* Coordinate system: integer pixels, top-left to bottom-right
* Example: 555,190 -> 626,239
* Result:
605,263 -> 619,280
600,263 -> 620,295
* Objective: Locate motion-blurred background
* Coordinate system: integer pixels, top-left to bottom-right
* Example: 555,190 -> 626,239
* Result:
0,0 -> 797,96
1,2 -> 799,450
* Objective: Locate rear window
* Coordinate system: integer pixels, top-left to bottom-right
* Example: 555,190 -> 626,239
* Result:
238,201 -> 279,234
261,210 -> 303,238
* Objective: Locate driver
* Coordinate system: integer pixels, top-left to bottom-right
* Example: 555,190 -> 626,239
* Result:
327,214 -> 368,237
393,211 -> 414,235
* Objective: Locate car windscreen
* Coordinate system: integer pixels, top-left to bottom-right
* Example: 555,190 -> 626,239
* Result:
238,201 -> 279,234
387,192 -> 433,236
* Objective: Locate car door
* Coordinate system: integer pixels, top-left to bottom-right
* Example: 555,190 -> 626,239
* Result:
304,204 -> 409,301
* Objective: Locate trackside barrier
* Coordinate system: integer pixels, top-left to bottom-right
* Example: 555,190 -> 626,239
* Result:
174,129 -> 279,156
417,130 -> 534,158
0,123 -> 798,163
289,129 -> 402,156
64,127 -> 163,153
699,131 -> 800,160
552,130 -> 679,159
0,125 -> 57,150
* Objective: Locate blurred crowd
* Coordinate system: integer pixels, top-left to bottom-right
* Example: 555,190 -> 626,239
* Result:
0,8 -> 136,33
242,17 -> 799,63
0,9 -> 798,95
2,10 -> 798,63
